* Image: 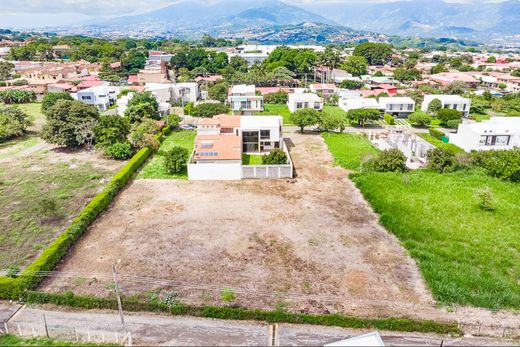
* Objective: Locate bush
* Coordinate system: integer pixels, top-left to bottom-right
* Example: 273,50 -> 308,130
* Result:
363,149 -> 407,173
165,114 -> 181,127
262,148 -> 288,165
164,146 -> 189,174
191,103 -> 229,118
104,141 -> 133,160
426,148 -> 457,173
0,105 -> 30,142
408,111 -> 432,127
472,149 -> 520,182
384,113 -> 395,125
94,115 -> 130,148
428,127 -> 445,140
41,92 -> 74,114
437,109 -> 462,125
475,187 -> 495,211
0,90 -> 36,104
290,108 -> 320,133
264,91 -> 288,104
219,288 -> 236,303
130,118 -> 161,149
446,119 -> 462,129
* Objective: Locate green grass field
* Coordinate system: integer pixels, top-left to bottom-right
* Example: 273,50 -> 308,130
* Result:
322,132 -> 378,170
417,133 -> 465,154
242,153 -> 264,165
138,130 -> 196,179
256,104 -> 293,125
323,105 -> 346,117
0,334 -> 115,346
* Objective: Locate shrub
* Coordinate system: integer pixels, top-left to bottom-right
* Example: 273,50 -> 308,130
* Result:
428,128 -> 445,140
104,141 -> 133,160
264,91 -> 288,104
191,103 -> 229,118
94,115 -> 130,148
475,187 -> 495,212
408,111 -> 432,127
472,149 -> 520,182
262,148 -> 288,165
130,118 -> 161,149
427,98 -> 442,116
219,288 -> 236,303
165,114 -> 181,127
446,119 -> 462,129
0,105 -> 30,142
0,90 -> 36,104
164,146 -> 189,174
384,113 -> 395,125
363,149 -> 407,173
437,109 -> 462,125
426,148 -> 457,173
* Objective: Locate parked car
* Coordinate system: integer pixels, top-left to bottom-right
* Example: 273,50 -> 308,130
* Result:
180,124 -> 196,130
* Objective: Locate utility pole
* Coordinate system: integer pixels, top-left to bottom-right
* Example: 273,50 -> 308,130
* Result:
112,260 -> 126,334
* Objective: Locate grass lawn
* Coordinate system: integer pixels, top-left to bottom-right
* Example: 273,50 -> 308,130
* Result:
0,135 -> 39,159
256,104 -> 293,125
0,334 -> 114,346
350,170 -> 520,309
417,133 -> 465,154
323,105 -> 346,117
15,102 -> 46,131
470,113 -> 491,122
322,132 -> 378,170
242,153 -> 264,165
138,130 -> 196,180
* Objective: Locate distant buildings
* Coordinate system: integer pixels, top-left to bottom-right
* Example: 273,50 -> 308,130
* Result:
378,97 -> 415,118
338,97 -> 381,113
228,84 -> 264,115
74,86 -> 120,111
421,95 -> 472,117
287,92 -> 323,113
450,117 -> 520,152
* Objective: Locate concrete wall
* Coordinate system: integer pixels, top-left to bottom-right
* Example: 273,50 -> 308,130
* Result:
188,161 -> 242,181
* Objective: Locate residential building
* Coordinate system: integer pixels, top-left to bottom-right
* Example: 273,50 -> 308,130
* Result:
378,97 -> 415,118
148,50 -> 174,63
421,95 -> 472,117
228,84 -> 264,115
75,86 -> 120,111
144,83 -> 172,103
338,97 -> 382,113
450,117 -> 520,152
172,82 -> 199,103
429,72 -> 479,88
287,92 -> 323,113
309,83 -> 338,97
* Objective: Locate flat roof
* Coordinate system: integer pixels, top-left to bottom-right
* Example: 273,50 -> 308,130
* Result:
288,92 -> 321,102
378,97 -> 415,104
241,115 -> 282,129
194,134 -> 241,161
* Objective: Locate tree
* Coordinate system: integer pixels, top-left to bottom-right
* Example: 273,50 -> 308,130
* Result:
0,105 -> 30,142
41,100 -> 99,147
393,67 -> 421,82
41,92 -> 74,114
437,109 -> 462,125
317,46 -> 341,79
352,42 -> 393,65
512,69 -> 520,77
262,148 -> 287,165
290,108 -> 320,133
164,146 -> 189,174
127,91 -> 159,119
191,103 -> 229,117
339,79 -> 364,90
75,118 -> 98,150
430,63 -> 448,75
208,81 -> 229,102
264,91 -> 288,104
104,141 -> 133,160
426,148 -> 456,173
319,111 -> 348,132
427,98 -> 442,116
486,56 -> 496,63
94,115 -> 130,148
270,66 -> 296,85
121,49 -> 147,74
346,108 -> 380,127
125,103 -> 156,123
444,81 -> 469,95
228,56 -> 249,73
129,118 -> 161,149
0,61 -> 14,80
341,56 -> 368,76
0,90 -> 36,104
407,111 -> 432,127
165,114 -> 182,127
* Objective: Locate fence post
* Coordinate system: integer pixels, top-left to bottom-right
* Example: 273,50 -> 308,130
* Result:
43,314 -> 49,338
4,322 -> 8,334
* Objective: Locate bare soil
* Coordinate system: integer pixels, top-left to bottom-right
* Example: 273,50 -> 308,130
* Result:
41,132 -> 436,319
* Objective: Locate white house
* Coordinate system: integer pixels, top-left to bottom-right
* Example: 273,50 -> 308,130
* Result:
228,84 -> 264,115
338,97 -> 382,113
172,82 -> 199,103
75,86 -> 120,111
188,114 -> 286,180
449,117 -> 520,152
287,92 -> 323,113
378,97 -> 415,118
144,83 -> 172,103
421,95 -> 472,117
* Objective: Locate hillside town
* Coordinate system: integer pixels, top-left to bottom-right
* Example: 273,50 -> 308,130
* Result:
1,24 -> 520,347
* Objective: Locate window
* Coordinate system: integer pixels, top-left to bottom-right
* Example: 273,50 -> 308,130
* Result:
200,142 -> 213,149
81,96 -> 92,100
407,104 -> 413,111
296,102 -> 303,109
480,135 -> 510,146
314,102 -> 321,110
260,130 -> 270,139
463,104 -> 467,111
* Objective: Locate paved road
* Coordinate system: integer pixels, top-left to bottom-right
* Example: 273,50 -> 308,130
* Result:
1,302 -> 518,346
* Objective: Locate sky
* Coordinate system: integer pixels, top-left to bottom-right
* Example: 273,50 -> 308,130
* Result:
0,0 -> 507,28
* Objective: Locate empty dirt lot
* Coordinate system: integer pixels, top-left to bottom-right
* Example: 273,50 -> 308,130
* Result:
42,131 -> 435,318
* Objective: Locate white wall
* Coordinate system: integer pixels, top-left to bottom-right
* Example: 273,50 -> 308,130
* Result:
188,161 -> 242,180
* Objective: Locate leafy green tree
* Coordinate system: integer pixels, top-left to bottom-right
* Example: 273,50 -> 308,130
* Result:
512,69 -> 520,77
208,82 -> 229,102
437,109 -> 462,125
393,67 -> 421,82
270,66 -> 296,85
94,115 -> 130,148
430,63 -> 449,74
0,105 -> 30,142
228,56 -> 249,73
341,56 -> 368,76
125,103 -> 156,123
0,90 -> 36,104
290,108 -> 320,133
486,56 -> 496,63
346,108 -> 380,127
121,49 -> 147,74
264,91 -> 288,104
427,98 -> 443,116
317,46 -> 342,77
262,148 -> 287,165
444,81 -> 469,95
0,61 -> 14,80
41,100 -> 99,147
41,92 -> 74,114
353,42 -> 393,65
319,111 -> 348,132
164,146 -> 189,174
408,111 -> 432,127
128,91 -> 159,114
191,103 -> 229,118
339,80 -> 364,90
129,118 -> 161,149
165,114 -> 182,127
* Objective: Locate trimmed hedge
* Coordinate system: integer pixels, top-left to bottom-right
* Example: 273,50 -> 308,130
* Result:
428,127 -> 444,140
384,113 -> 395,125
0,126 -> 171,300
25,291 -> 460,335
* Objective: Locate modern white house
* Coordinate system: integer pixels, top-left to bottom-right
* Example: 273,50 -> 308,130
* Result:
378,97 -> 416,118
287,92 -> 323,113
338,97 -> 382,113
228,84 -> 264,115
188,114 -> 290,180
172,82 -> 199,103
421,94 -> 472,117
449,117 -> 520,152
74,86 -> 120,111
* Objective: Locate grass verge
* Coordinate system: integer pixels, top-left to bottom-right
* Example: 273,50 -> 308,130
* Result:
416,133 -> 465,154
256,104 -> 293,125
0,334 -> 113,346
321,132 -> 378,170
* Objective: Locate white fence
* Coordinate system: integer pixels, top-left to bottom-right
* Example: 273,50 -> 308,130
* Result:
242,140 -> 294,179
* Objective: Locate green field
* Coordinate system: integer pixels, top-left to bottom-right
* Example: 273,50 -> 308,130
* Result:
323,105 -> 346,117
242,153 -> 264,165
138,130 -> 196,179
323,132 -> 520,309
0,334 -> 114,346
322,132 -> 378,170
256,104 -> 293,125
16,102 -> 46,131
417,133 -> 465,154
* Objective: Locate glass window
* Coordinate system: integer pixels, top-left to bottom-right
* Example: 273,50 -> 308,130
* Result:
260,130 -> 270,139
495,135 -> 510,146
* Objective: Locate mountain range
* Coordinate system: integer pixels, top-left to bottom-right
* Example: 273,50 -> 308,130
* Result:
83,0 -> 520,45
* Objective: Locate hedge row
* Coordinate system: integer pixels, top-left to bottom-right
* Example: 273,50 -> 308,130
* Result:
428,127 -> 445,140
0,126 -> 171,300
25,291 -> 460,335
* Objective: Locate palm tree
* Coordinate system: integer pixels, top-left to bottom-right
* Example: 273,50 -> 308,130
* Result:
317,47 -> 341,83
